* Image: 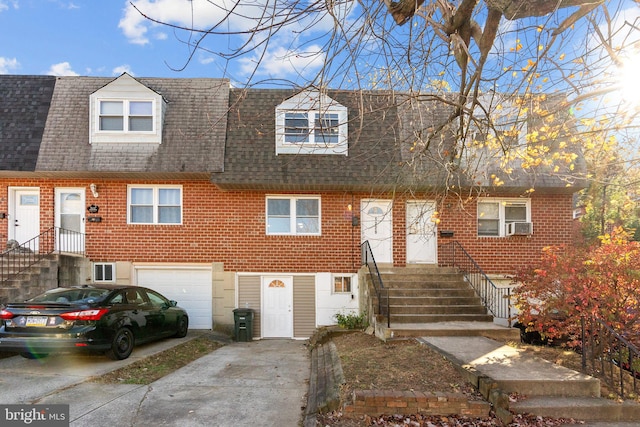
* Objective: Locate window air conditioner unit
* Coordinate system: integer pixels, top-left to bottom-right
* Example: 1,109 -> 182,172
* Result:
506,222 -> 533,236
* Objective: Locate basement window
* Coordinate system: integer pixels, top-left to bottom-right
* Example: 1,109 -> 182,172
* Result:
93,263 -> 115,282
333,275 -> 352,293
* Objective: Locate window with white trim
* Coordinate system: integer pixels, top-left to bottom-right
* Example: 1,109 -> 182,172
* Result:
128,186 -> 182,225
89,73 -> 165,144
477,198 -> 530,237
93,263 -> 115,282
276,91 -> 348,155
99,100 -> 154,132
333,275 -> 352,293
284,112 -> 340,145
266,196 -> 320,235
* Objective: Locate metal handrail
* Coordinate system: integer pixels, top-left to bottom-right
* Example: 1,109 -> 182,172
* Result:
581,316 -> 640,399
438,240 -> 511,320
361,241 -> 390,328
0,227 -> 85,285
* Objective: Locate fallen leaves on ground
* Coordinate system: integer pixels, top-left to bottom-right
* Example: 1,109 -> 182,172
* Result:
318,331 -> 586,427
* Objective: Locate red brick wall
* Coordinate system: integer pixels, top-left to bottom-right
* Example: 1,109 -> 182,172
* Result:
431,194 -> 574,274
0,179 -> 576,275
344,390 -> 490,417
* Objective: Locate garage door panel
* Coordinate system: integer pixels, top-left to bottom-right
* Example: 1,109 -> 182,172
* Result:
136,268 -> 212,330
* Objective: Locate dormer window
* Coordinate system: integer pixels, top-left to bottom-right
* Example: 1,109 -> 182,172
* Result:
276,90 -> 347,155
284,112 -> 340,145
99,100 -> 154,132
89,73 -> 165,145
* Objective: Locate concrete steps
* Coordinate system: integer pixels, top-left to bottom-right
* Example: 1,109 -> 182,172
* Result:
420,336 -> 640,424
369,266 -> 518,341
0,255 -> 59,305
510,396 -> 640,422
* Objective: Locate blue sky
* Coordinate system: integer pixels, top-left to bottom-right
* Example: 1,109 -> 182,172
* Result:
1,0 -> 639,95
0,0 -> 331,82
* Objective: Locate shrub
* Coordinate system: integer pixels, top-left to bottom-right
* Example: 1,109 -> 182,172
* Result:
334,311 -> 368,329
513,227 -> 640,348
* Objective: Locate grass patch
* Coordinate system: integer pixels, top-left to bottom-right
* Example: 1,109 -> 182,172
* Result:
91,334 -> 224,385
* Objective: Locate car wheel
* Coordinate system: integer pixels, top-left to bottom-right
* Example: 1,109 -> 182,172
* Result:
106,327 -> 135,360
173,316 -> 189,338
20,352 -> 48,360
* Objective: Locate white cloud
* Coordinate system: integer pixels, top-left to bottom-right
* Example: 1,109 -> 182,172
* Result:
239,44 -> 325,79
0,1 -> 18,13
119,0 -> 345,46
0,57 -> 19,74
46,62 -> 79,76
113,64 -> 134,76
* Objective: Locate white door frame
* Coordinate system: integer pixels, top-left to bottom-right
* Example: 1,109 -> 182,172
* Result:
8,187 -> 40,245
406,200 -> 438,264
54,188 -> 86,252
360,199 -> 393,264
261,276 -> 293,338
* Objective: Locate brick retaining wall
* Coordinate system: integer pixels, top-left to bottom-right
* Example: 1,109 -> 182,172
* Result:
344,390 -> 490,417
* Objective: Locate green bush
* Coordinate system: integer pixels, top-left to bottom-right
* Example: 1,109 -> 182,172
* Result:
334,311 -> 368,329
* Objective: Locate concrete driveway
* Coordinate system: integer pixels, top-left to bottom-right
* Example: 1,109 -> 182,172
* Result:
0,332 -> 201,404
1,334 -> 310,426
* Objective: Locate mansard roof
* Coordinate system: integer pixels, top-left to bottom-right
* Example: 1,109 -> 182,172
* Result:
0,75 -> 56,172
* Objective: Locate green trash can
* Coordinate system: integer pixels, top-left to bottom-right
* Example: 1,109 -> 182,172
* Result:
233,308 -> 255,342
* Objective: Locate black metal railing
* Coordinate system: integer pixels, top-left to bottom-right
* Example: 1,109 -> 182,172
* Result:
361,241 -> 390,328
0,227 -> 85,285
439,241 -> 511,320
581,316 -> 640,399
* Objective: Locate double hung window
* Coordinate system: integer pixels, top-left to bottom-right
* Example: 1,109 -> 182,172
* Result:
276,91 -> 347,155
99,100 -> 153,132
284,112 -> 340,145
129,186 -> 182,225
266,196 -> 320,235
477,199 -> 530,237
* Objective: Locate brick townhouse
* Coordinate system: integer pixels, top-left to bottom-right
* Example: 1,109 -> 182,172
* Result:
0,73 -> 585,338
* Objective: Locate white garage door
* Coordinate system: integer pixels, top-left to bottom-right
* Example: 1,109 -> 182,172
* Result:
136,267 -> 213,329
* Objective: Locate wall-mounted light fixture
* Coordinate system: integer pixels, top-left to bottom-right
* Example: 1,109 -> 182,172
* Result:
89,183 -> 99,198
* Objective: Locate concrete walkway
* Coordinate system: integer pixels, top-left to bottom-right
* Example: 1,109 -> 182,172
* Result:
35,339 -> 310,426
420,336 -> 640,424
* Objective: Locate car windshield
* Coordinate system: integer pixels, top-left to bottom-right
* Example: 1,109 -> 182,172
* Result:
28,288 -> 111,304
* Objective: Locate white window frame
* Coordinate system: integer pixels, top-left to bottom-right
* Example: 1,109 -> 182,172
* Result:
266,196 -> 321,236
333,275 -> 352,294
97,99 -> 155,133
93,262 -> 116,283
275,91 -> 348,155
477,198 -> 531,237
127,185 -> 183,225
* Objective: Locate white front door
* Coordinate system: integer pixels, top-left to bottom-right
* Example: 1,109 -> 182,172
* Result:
406,200 -> 437,264
55,188 -> 85,252
361,199 -> 393,264
9,188 -> 40,245
262,276 -> 293,338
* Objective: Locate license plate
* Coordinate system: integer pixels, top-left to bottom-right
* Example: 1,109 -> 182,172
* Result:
25,316 -> 48,327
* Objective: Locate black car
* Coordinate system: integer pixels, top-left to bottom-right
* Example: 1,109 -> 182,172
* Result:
0,284 -> 189,360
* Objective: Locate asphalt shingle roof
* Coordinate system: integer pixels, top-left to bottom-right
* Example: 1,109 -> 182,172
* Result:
0,75 -> 56,172
214,89 -> 405,191
35,75 -> 229,176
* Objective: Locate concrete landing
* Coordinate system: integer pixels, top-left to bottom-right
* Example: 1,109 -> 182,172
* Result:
419,336 -> 599,397
386,321 -> 520,341
420,336 -> 640,423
